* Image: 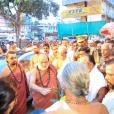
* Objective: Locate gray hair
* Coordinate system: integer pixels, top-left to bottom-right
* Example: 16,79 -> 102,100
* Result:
62,62 -> 90,97
102,43 -> 113,50
58,45 -> 67,53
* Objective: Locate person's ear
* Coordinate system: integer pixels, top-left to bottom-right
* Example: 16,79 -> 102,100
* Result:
89,62 -> 93,67
6,57 -> 8,63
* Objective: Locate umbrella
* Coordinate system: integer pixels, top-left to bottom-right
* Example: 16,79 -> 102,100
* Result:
100,22 -> 114,35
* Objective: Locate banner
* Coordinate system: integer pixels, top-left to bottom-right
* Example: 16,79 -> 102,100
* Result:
62,5 -> 102,18
62,0 -> 91,5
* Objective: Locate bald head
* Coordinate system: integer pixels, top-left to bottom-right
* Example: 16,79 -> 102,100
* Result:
101,43 -> 112,50
38,53 -> 49,62
101,43 -> 112,59
37,54 -> 49,70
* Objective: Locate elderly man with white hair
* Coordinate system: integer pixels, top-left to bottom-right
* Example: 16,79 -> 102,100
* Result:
52,46 -> 69,70
99,43 -> 113,75
30,53 -> 59,109
52,46 -> 70,88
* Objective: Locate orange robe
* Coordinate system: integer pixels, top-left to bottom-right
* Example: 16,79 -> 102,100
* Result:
32,64 -> 58,109
9,63 -> 27,114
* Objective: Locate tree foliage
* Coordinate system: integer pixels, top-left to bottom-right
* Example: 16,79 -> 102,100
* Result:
0,0 -> 59,25
0,0 -> 59,47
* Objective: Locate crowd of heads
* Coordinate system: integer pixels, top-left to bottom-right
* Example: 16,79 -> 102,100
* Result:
0,35 -> 114,113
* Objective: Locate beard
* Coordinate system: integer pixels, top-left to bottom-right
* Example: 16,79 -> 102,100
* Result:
107,81 -> 114,90
34,51 -> 39,54
38,63 -> 49,71
11,61 -> 17,66
112,85 -> 114,89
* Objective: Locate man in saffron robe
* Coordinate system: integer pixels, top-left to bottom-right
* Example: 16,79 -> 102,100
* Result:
30,53 -> 59,109
1,51 -> 28,114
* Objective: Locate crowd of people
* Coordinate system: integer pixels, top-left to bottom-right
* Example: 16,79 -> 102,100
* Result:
0,35 -> 114,114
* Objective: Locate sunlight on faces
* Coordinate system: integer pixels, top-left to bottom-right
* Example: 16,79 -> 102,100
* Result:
101,44 -> 112,58
33,46 -> 40,54
58,46 -> 67,58
78,51 -> 87,58
62,40 -> 68,48
106,65 -> 114,89
72,43 -> 78,51
79,57 -> 90,72
11,44 -> 16,49
52,46 -> 58,55
58,49 -> 66,56
6,54 -> 18,66
37,54 -> 49,71
78,40 -> 86,48
43,46 -> 49,53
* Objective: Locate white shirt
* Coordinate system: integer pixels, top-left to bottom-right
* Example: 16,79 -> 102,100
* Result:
102,92 -> 114,114
67,50 -> 75,62
86,65 -> 107,102
6,44 -> 10,50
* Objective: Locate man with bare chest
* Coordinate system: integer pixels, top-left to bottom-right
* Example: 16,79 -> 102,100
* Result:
0,51 -> 28,114
30,53 -> 59,109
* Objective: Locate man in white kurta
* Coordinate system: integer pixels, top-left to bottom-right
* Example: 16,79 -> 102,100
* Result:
80,55 -> 107,102
86,64 -> 107,102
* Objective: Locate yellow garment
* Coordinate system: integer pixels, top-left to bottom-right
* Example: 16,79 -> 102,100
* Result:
49,54 -> 57,63
60,96 -> 66,101
55,58 -> 64,70
30,54 -> 39,70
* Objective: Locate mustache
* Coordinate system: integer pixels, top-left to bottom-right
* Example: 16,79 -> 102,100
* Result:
34,52 -> 39,54
107,81 -> 114,89
11,62 -> 17,65
12,61 -> 17,63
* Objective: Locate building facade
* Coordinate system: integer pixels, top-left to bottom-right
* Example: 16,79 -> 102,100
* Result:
37,25 -> 58,38
62,0 -> 114,22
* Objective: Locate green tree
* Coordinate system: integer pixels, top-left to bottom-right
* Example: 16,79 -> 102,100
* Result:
0,0 -> 59,48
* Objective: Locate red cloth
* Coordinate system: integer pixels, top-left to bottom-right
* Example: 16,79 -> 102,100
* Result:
32,64 -> 58,109
9,63 -> 27,114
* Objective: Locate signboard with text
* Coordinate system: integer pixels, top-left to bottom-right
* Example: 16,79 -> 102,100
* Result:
62,0 -> 90,5
62,5 -> 102,18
